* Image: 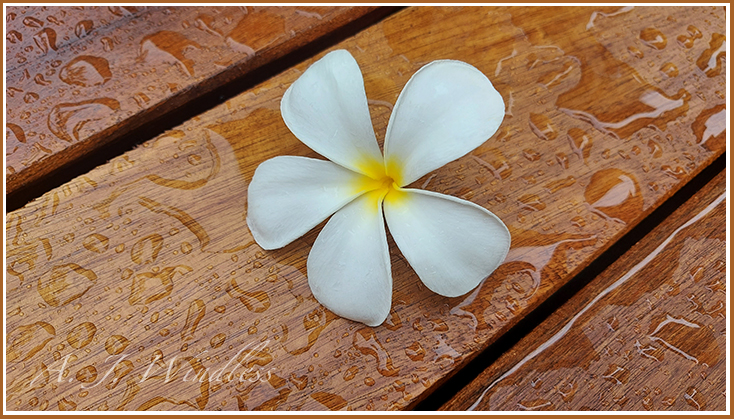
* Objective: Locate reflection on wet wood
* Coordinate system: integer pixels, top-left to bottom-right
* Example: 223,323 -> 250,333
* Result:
5,6 -> 726,411
442,170 -> 726,411
5,5 -> 379,194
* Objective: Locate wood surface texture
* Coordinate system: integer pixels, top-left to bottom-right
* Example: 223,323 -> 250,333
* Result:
5,5 -> 379,195
5,6 -> 726,411
441,170 -> 727,411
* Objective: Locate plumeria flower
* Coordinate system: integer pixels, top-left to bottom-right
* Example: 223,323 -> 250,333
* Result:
247,50 -> 510,326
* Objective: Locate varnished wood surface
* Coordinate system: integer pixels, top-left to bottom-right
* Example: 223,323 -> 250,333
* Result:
441,170 -> 726,411
5,5 -> 379,195
5,6 -> 726,411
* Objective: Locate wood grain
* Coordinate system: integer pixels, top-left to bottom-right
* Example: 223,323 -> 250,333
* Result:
5,5 -> 379,195
441,170 -> 726,411
5,6 -> 726,411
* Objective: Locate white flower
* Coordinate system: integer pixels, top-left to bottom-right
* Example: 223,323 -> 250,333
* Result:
247,50 -> 510,326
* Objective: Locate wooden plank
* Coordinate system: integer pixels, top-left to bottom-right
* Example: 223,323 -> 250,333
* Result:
5,6 -> 726,411
5,5 -> 380,195
441,170 -> 726,411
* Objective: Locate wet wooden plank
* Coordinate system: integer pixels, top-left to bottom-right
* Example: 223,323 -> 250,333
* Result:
5,5 -> 380,195
5,6 -> 726,411
441,170 -> 726,411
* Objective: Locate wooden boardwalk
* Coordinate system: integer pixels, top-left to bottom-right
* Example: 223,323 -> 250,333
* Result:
5,6 -> 726,411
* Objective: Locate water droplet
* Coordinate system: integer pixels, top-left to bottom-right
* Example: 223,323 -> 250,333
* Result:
660,62 -> 679,78
343,366 -> 359,381
405,341 -> 426,362
571,216 -> 586,228
23,92 -> 39,103
67,322 -> 96,349
75,20 -> 94,38
472,149 -> 512,180
101,36 -> 115,52
428,318 -> 449,332
640,27 -> 667,49
235,347 -> 273,369
628,46 -> 644,58
661,165 -> 687,179
546,176 -> 576,193
287,373 -> 307,391
133,92 -> 150,108
58,397 -> 77,411
75,365 -> 97,383
684,386 -> 705,410
7,30 -> 23,43
225,11 -> 284,54
181,299 -> 206,341
105,335 -> 129,355
523,149 -> 541,161
353,328 -> 399,377
647,138 -> 663,158
529,113 -> 558,141
584,169 -> 643,224
649,314 -> 718,366
696,33 -> 726,77
210,333 -> 226,349
38,263 -> 97,307
140,31 -> 201,77
33,28 -> 58,53
310,392 -> 348,411
692,103 -> 725,151
23,16 -> 44,28
601,364 -> 630,384
517,194 -> 546,213
7,322 -> 55,362
105,360 -> 134,390
82,233 -> 109,253
517,398 -> 554,411
48,98 -> 120,143
130,234 -> 163,265
59,56 -> 112,87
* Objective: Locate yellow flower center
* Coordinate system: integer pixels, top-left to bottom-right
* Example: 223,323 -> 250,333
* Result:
352,156 -> 409,209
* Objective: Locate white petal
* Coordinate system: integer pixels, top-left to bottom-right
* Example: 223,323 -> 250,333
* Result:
383,188 -> 510,297
281,50 -> 384,178
383,60 -> 505,186
307,190 -> 392,326
247,156 -> 378,250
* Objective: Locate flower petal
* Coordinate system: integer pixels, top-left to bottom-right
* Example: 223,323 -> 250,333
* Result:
307,190 -> 392,326
383,188 -> 510,297
247,156 -> 377,250
383,60 -> 505,186
281,50 -> 384,178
